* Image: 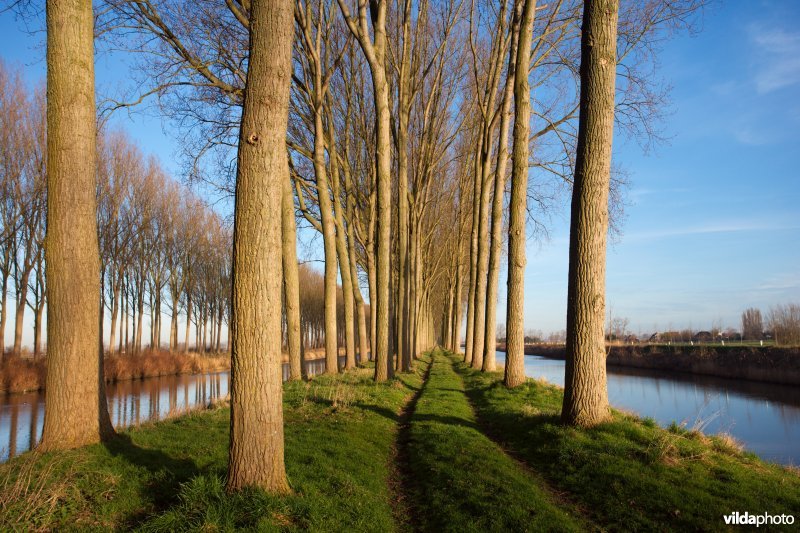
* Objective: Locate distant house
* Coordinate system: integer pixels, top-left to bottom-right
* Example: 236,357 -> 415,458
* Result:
623,334 -> 639,344
693,331 -> 713,343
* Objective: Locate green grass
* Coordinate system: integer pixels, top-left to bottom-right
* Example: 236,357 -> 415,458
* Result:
399,350 -> 585,532
0,367 -> 420,531
452,353 -> 800,531
1,350 -> 798,531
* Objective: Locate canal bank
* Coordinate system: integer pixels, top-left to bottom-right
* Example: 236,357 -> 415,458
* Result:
499,344 -> 800,386
494,351 -> 800,465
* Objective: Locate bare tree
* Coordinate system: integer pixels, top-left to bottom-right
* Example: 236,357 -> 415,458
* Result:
505,0 -> 536,387
39,0 -> 115,450
741,307 -> 763,341
226,0 -> 293,493
561,0 -> 619,428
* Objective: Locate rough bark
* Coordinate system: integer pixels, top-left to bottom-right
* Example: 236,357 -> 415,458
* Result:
505,0 -> 536,388
39,0 -> 115,451
561,0 -> 618,427
226,0 -> 293,493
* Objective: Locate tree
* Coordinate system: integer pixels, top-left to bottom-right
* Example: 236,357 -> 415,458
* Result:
39,0 -> 115,450
767,304 -> 800,346
505,0 -> 536,387
561,0 -> 619,427
741,307 -> 763,341
337,0 -> 393,382
226,0 -> 294,493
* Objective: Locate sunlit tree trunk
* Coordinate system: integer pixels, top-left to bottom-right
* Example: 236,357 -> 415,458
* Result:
505,0 -> 536,387
282,172 -> 303,380
39,0 -> 115,451
464,135 -> 483,365
226,0 -> 293,493
562,0 -> 618,427
483,10 -> 520,372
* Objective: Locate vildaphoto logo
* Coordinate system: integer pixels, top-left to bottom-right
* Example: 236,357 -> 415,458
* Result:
723,512 -> 795,527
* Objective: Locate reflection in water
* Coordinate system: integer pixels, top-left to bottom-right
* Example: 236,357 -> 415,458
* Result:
0,356 -> 336,463
496,351 -> 800,465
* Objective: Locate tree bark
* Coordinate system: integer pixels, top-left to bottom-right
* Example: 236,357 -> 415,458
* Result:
561,0 -> 618,427
483,10 -> 520,372
226,0 -> 293,493
464,135 -> 483,365
282,171 -> 303,380
39,0 -> 114,451
505,0 -> 536,388
470,148 -> 494,370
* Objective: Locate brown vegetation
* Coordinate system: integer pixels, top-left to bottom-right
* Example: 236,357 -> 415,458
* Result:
0,350 -> 230,394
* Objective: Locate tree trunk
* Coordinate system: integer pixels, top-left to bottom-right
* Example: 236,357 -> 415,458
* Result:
109,276 -> 120,354
184,289 -> 191,352
483,13 -> 520,372
505,0 -> 536,388
281,172 -> 302,380
312,111 -> 340,375
170,303 -> 178,350
328,144 -> 356,371
39,0 -> 114,451
0,259 -> 9,360
226,0 -> 293,493
33,302 -> 44,359
136,289 -> 144,352
471,147 -> 494,370
12,279 -> 29,355
372,64 -> 392,382
216,305 -> 223,352
561,0 -> 618,427
464,135 -> 483,365
366,241 -> 377,362
451,263 -> 462,352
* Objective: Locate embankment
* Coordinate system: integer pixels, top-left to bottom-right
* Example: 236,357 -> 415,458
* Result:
0,350 -> 231,394
0,347 -> 334,395
501,343 -> 800,386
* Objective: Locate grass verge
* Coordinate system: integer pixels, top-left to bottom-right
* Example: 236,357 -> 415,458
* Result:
452,352 -> 800,531
400,349 -> 585,532
0,366 -> 420,531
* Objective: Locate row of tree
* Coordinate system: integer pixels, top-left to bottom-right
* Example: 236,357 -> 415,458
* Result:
26,0 -> 701,494
0,64 -> 231,361
742,305 -> 800,345
2,60 -> 364,364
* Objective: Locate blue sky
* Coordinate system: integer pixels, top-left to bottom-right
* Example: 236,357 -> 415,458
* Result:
513,0 -> 800,336
1,1 -> 798,344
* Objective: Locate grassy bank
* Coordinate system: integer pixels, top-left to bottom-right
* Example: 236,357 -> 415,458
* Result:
400,352 -> 584,531
0,366 -> 420,531
1,349 -> 797,531
453,353 -> 800,530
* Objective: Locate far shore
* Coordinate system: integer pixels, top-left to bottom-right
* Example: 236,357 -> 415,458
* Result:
495,343 -> 800,386
0,347 -> 334,395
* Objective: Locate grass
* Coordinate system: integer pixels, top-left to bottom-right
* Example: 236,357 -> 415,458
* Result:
398,351 -> 585,532
452,352 -> 800,531
0,366 -> 420,531
1,348 -> 798,531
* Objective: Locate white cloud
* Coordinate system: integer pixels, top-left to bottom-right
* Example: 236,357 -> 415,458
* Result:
748,25 -> 800,94
623,220 -> 799,243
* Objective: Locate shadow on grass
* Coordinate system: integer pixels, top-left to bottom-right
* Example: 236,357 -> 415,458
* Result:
103,433 -> 202,527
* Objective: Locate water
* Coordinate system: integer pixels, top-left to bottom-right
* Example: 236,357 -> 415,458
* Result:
495,351 -> 800,465
0,357 -> 332,463
4,354 -> 798,465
